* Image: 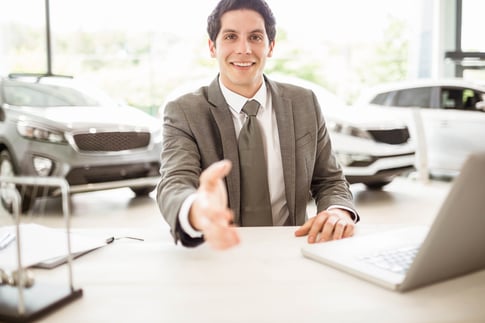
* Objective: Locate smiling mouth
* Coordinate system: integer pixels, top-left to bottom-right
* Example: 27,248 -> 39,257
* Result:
232,62 -> 254,67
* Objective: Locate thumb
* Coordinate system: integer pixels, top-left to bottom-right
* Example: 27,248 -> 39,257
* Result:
200,160 -> 232,190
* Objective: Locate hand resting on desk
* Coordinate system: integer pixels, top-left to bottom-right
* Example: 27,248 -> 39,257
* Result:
294,208 -> 355,243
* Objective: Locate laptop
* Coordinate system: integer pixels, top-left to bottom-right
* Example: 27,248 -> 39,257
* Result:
301,152 -> 485,292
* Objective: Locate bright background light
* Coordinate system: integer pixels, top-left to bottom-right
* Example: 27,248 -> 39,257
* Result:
1,0 -> 484,113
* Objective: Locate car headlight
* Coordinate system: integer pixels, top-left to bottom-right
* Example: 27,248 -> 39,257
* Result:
328,121 -> 373,140
17,122 -> 67,144
341,125 -> 372,140
335,152 -> 375,167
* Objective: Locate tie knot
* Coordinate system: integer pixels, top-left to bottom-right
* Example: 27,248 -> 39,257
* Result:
242,100 -> 260,117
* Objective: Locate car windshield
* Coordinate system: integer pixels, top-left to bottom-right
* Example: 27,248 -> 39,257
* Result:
3,79 -> 117,107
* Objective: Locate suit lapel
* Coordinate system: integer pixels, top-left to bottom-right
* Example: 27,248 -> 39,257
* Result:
206,76 -> 297,226
207,77 -> 242,224
266,78 -> 296,225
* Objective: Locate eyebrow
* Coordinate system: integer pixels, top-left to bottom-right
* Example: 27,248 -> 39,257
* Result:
221,28 -> 266,35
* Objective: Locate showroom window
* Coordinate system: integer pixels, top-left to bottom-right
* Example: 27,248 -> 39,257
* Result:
393,87 -> 431,108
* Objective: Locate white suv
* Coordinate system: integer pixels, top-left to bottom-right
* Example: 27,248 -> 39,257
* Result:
355,78 -> 485,176
277,76 -> 416,189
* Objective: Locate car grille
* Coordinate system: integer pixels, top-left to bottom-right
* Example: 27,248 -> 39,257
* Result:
368,128 -> 410,145
65,162 -> 160,185
72,131 -> 151,152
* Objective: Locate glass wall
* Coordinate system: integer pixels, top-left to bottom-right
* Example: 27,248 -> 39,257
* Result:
461,0 -> 485,52
0,1 -> 46,75
461,0 -> 485,81
1,0 -> 429,111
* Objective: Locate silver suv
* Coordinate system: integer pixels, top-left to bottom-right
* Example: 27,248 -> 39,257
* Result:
0,74 -> 162,212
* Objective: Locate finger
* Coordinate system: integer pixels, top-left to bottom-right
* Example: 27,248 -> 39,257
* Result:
318,215 -> 338,242
198,209 -> 233,230
205,225 -> 240,250
332,219 -> 347,240
294,217 -> 315,237
199,160 -> 232,191
342,222 -> 355,238
307,214 -> 328,243
213,209 -> 235,227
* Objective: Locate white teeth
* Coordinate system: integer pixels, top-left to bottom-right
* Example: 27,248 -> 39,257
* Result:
234,62 -> 252,67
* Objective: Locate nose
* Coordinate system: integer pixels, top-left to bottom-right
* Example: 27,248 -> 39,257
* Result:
236,38 -> 251,54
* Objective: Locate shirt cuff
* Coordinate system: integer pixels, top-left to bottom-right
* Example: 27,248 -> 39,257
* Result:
327,205 -> 359,223
179,193 -> 203,238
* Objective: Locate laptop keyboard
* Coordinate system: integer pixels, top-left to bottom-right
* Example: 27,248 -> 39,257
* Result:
359,245 -> 420,275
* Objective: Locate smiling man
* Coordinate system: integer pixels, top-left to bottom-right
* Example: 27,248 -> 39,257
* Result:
157,0 -> 359,250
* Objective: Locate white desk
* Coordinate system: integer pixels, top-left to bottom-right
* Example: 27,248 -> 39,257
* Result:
31,226 -> 485,323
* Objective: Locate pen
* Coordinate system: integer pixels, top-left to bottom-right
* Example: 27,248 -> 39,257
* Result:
0,232 -> 15,250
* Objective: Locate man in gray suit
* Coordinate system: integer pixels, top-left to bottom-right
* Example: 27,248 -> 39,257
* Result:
157,0 -> 359,250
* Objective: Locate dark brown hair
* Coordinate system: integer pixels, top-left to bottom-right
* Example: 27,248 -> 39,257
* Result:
207,0 -> 276,43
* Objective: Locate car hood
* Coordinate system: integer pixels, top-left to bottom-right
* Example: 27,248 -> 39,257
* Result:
14,105 -> 160,131
324,105 -> 407,129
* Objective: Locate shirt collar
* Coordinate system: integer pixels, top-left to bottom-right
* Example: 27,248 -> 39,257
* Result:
219,77 -> 267,114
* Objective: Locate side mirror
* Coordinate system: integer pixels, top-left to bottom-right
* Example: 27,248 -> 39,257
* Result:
476,101 -> 485,111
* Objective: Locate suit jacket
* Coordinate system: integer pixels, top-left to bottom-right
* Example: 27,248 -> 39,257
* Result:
157,75 -> 357,247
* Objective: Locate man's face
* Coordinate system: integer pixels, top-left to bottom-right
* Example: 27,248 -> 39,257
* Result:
209,9 -> 275,98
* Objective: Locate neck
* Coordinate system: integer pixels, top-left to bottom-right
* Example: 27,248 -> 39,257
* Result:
220,76 -> 264,99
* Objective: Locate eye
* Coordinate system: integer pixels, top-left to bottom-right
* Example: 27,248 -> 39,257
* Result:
224,33 -> 237,40
250,34 -> 264,42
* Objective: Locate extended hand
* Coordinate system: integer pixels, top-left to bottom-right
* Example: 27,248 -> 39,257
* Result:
294,208 -> 355,243
189,160 -> 240,250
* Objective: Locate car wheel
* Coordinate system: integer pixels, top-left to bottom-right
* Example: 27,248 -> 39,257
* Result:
130,185 -> 156,197
364,180 -> 391,190
0,150 -> 34,213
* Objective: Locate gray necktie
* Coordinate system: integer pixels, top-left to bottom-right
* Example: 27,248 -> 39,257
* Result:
238,100 -> 273,226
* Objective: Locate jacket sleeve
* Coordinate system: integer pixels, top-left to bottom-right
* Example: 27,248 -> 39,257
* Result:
156,98 -> 205,247
309,91 -> 360,222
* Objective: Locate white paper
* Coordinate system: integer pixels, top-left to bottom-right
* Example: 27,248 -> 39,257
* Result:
0,223 -> 107,271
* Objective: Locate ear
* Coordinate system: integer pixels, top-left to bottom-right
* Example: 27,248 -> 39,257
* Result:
208,39 -> 216,58
267,40 -> 275,58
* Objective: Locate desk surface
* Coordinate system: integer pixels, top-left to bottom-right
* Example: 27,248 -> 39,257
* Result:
30,225 -> 485,323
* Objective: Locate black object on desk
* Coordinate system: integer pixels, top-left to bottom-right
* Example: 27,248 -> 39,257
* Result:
0,284 -> 83,323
